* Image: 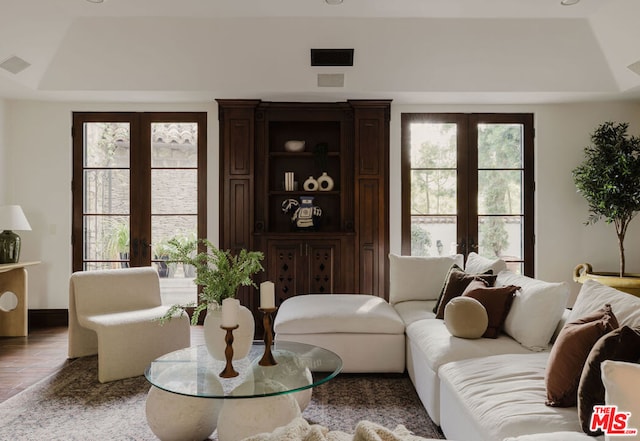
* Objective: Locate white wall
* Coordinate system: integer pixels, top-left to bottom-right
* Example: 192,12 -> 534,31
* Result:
6,99 -> 640,309
0,98 -> 5,204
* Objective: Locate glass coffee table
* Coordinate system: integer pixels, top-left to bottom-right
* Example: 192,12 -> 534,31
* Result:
145,341 -> 343,441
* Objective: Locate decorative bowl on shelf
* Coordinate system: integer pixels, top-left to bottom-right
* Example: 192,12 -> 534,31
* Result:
284,140 -> 305,152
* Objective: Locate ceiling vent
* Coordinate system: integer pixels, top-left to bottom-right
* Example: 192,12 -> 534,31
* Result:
0,56 -> 31,75
311,49 -> 354,67
627,60 -> 640,76
317,73 -> 345,87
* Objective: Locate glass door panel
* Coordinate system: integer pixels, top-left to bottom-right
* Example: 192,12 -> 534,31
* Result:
408,122 -> 458,256
81,122 -> 131,270
476,123 -> 525,272
150,122 -> 199,305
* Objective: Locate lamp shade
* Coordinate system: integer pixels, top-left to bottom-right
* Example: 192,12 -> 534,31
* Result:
0,205 -> 31,231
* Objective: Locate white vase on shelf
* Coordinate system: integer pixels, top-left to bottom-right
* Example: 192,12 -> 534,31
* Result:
303,176 -> 318,192
317,172 -> 334,191
203,302 -> 255,361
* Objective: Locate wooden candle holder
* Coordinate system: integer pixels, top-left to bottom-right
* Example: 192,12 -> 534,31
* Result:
258,307 -> 278,366
219,324 -> 240,378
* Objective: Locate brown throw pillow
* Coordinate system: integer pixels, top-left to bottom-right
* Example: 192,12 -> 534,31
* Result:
577,325 -> 640,435
462,282 -> 519,338
545,304 -> 619,407
433,265 -> 497,318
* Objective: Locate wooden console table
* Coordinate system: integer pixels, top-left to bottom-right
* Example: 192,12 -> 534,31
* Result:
0,261 -> 40,337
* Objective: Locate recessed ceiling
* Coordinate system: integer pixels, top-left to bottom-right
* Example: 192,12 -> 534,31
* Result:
0,0 -> 639,104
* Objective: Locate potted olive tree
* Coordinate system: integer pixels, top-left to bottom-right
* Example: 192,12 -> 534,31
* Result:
572,121 -> 640,294
161,238 -> 264,359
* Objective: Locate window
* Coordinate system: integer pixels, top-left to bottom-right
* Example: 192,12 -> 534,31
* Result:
401,113 -> 534,275
72,112 -> 207,305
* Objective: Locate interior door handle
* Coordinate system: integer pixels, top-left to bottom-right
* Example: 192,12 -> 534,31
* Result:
142,239 -> 149,258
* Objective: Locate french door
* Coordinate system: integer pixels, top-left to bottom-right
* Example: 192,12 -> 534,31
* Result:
72,112 -> 207,304
401,113 -> 534,275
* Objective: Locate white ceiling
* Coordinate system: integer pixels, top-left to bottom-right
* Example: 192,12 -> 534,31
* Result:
1,0 -> 640,104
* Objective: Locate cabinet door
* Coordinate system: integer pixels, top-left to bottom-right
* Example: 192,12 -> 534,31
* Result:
267,240 -> 303,305
266,238 -> 342,304
304,241 -> 340,295
351,101 -> 391,298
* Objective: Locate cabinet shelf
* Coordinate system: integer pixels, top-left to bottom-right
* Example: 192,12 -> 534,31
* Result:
269,151 -> 340,158
270,191 -> 340,197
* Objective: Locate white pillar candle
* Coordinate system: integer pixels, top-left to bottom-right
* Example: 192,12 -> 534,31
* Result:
260,281 -> 275,309
221,298 -> 240,327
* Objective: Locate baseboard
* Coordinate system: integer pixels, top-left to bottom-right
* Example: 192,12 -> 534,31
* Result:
29,309 -> 68,328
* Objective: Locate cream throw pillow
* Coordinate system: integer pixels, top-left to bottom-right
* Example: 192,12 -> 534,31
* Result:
497,271 -> 569,351
602,360 -> 640,441
444,296 -> 488,339
570,279 -> 640,327
464,252 -> 507,275
388,254 -> 460,304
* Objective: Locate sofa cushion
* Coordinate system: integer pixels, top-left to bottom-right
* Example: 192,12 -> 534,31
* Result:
601,360 -> 640,439
462,282 -> 519,339
388,254 -> 461,305
405,319 -> 532,372
545,305 -> 618,408
393,300 -> 437,326
434,265 -> 497,319
497,271 -> 569,351
439,352 -> 584,441
570,279 -> 640,328
577,325 -> 640,436
444,296 -> 488,339
503,431 -> 599,441
464,252 -> 507,275
274,294 -> 405,335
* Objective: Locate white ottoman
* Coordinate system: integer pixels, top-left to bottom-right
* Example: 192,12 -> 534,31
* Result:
274,294 -> 406,373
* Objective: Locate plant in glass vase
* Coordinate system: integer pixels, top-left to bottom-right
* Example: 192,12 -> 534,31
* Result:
160,238 -> 264,359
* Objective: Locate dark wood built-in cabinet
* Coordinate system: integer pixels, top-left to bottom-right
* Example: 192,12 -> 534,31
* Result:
218,99 -> 390,324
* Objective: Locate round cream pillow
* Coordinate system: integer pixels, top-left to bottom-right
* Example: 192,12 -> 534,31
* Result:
444,297 -> 489,339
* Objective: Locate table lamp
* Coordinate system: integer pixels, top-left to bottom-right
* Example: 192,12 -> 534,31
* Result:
0,205 -> 32,264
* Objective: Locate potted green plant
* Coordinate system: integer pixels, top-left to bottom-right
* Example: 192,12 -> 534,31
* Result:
105,220 -> 130,268
162,238 -> 264,323
161,238 -> 264,359
572,121 -> 640,294
172,231 -> 198,277
153,239 -> 175,278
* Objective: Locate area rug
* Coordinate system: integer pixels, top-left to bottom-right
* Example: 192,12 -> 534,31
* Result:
0,356 -> 444,440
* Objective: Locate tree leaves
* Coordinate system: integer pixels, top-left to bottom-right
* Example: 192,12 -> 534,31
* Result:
572,121 -> 640,275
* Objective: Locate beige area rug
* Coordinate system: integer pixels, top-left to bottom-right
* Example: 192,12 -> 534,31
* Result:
0,356 -> 444,440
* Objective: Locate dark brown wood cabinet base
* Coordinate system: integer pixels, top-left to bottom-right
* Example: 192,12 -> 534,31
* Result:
217,99 -> 390,336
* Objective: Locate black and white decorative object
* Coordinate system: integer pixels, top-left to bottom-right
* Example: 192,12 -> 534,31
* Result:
282,197 -> 322,229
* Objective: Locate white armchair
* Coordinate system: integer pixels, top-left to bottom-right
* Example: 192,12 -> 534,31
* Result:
68,267 -> 190,383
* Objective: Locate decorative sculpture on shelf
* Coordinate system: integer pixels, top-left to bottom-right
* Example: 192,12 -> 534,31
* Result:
282,197 -> 322,229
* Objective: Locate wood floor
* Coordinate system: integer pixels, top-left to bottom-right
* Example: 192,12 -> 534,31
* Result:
0,326 -> 205,403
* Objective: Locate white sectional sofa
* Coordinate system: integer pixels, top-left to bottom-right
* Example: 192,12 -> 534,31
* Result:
275,253 -> 640,441
389,253 -> 640,441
